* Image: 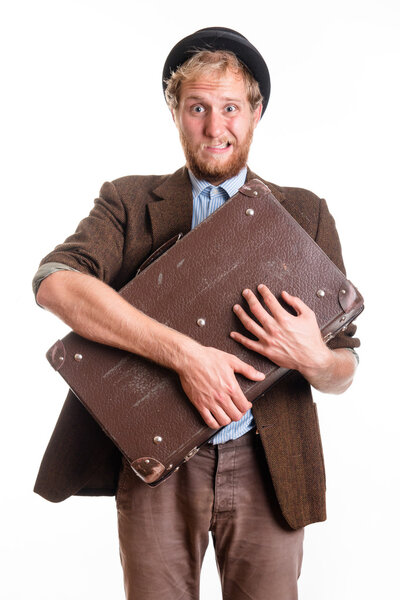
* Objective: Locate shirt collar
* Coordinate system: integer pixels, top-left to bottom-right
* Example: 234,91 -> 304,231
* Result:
188,166 -> 248,200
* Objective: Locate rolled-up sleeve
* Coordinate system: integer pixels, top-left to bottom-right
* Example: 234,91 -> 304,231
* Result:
34,181 -> 127,285
32,262 -> 79,301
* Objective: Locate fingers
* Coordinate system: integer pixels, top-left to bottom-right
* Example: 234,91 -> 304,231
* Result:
240,288 -> 273,326
239,285 -> 288,325
178,346 -> 259,431
199,409 -> 221,430
230,330 -> 265,355
280,289 -> 307,316
255,285 -> 288,319
198,393 -> 251,429
233,302 -> 268,337
229,386 -> 253,416
242,285 -> 307,320
212,403 -> 244,425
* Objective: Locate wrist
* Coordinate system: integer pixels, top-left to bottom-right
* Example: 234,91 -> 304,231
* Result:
155,326 -> 200,374
298,345 -> 334,381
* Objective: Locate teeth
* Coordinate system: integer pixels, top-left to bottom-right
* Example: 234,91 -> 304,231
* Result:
211,142 -> 229,148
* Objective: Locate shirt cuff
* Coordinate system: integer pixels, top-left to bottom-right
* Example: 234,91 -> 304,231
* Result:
32,262 -> 79,302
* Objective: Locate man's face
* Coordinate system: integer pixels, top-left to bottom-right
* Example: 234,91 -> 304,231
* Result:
173,68 -> 262,185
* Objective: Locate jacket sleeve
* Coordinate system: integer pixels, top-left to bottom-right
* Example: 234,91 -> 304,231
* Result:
315,198 -> 361,352
37,181 -> 126,286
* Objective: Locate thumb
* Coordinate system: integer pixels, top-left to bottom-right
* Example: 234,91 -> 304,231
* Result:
232,357 -> 265,381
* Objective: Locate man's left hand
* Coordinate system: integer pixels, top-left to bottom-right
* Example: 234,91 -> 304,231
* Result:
230,284 -> 329,371
230,284 -> 357,393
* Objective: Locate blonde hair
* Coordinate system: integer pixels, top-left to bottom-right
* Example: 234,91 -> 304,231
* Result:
164,50 -> 263,112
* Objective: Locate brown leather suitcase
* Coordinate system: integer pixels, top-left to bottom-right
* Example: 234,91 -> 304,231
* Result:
46,179 -> 363,485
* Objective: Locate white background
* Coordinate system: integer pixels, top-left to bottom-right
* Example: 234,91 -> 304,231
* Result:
1,0 -> 399,598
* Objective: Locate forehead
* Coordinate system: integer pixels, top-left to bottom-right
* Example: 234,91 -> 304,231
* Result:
179,69 -> 248,102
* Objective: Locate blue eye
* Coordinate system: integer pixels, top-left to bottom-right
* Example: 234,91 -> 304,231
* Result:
192,105 -> 205,113
225,105 -> 237,113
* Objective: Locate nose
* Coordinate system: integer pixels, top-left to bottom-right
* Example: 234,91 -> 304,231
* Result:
204,108 -> 225,139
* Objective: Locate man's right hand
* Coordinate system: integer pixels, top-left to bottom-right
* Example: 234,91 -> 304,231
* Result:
176,343 -> 265,429
37,270 -> 265,430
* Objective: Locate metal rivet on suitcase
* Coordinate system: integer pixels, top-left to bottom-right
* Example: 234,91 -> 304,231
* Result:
153,436 -> 163,444
74,353 -> 83,361
245,208 -> 255,216
316,289 -> 325,298
197,318 -> 206,327
340,289 -> 347,295
253,191 -> 258,196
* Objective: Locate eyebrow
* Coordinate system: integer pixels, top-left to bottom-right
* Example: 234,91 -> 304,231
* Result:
184,95 -> 243,103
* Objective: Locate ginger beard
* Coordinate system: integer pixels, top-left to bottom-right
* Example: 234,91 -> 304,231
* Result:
178,123 -> 255,185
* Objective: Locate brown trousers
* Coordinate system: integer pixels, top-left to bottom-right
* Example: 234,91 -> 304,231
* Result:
116,431 -> 304,600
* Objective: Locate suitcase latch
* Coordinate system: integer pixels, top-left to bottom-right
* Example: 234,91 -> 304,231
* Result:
184,447 -> 200,462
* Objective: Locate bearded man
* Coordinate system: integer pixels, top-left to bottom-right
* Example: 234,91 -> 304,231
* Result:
33,27 -> 360,600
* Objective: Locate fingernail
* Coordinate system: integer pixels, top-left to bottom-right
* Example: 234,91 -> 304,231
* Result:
243,289 -> 250,296
233,304 -> 240,311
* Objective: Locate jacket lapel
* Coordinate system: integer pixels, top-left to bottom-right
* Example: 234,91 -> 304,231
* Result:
148,167 -> 193,249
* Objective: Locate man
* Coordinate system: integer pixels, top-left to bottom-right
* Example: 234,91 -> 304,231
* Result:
33,27 -> 360,600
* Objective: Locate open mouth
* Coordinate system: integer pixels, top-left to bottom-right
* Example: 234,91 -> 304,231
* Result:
211,142 -> 230,149
205,141 -> 232,152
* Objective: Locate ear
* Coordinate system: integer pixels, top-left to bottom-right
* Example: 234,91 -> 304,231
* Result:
253,103 -> 262,128
171,108 -> 177,125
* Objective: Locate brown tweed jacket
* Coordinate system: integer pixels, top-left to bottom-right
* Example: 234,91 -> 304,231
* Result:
34,166 -> 360,530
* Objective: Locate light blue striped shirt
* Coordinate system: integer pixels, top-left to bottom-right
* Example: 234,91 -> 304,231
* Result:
188,167 -> 256,444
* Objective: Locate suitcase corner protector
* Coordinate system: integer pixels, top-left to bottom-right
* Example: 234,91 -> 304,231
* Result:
46,340 -> 66,371
130,457 -> 166,484
338,281 -> 364,313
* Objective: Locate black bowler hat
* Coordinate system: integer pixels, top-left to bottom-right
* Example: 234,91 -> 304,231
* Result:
162,27 -> 271,117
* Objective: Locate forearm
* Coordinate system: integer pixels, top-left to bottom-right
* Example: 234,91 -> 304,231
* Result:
299,347 -> 358,394
36,270 -> 197,371
37,270 -> 265,429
